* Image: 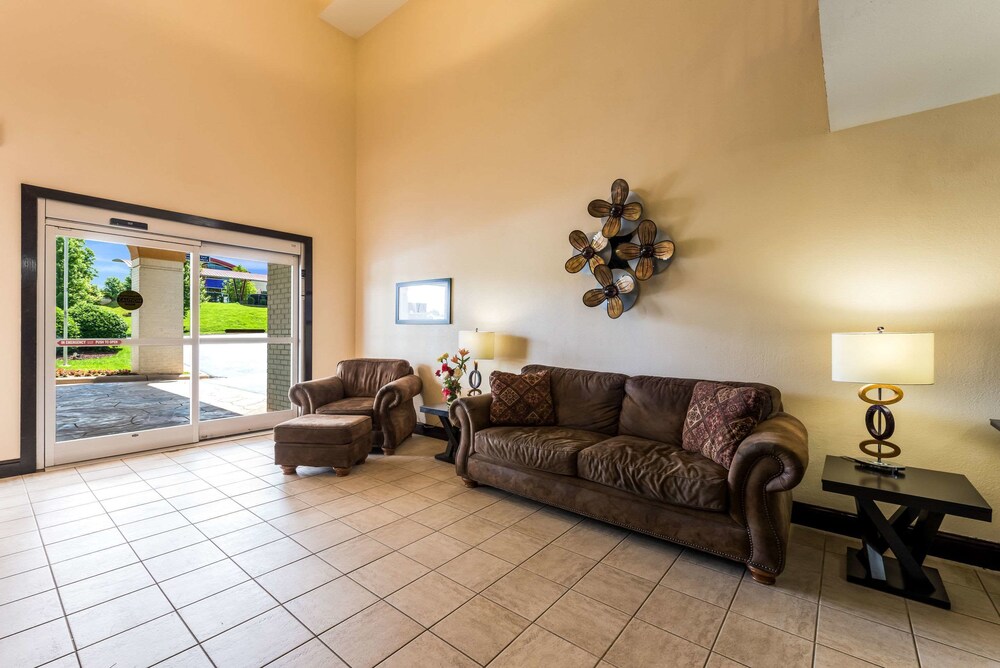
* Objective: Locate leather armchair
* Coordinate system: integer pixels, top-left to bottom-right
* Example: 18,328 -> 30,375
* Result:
288,358 -> 422,455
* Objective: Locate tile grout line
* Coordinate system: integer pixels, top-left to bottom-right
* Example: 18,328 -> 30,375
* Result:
75,461 -> 220,667
812,538 -> 826,667
24,477 -> 81,667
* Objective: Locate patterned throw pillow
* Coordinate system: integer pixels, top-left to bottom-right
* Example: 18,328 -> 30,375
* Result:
682,381 -> 770,468
489,370 -> 555,426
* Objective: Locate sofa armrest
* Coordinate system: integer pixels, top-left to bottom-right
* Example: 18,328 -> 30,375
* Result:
450,394 -> 493,477
374,374 -> 423,415
288,376 -> 345,414
727,412 -> 808,575
728,413 -> 809,497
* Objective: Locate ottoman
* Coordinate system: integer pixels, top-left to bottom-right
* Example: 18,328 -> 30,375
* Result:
274,414 -> 372,477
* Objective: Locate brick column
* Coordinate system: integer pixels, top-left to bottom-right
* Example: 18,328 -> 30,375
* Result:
267,263 -> 292,411
130,251 -> 185,375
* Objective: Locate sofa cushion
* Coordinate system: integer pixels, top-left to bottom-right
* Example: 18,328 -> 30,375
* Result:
475,426 -> 608,476
577,435 -> 729,511
682,381 -> 770,468
521,365 -> 627,435
316,396 -> 375,417
489,369 -> 555,426
620,376 -> 781,447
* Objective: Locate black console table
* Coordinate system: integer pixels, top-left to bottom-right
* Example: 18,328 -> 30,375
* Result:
420,403 -> 460,464
821,455 -> 992,609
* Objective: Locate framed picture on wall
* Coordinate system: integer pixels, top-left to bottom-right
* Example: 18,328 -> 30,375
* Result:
395,278 -> 452,325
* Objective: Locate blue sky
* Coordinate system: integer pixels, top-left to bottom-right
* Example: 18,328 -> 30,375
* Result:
89,240 -> 268,287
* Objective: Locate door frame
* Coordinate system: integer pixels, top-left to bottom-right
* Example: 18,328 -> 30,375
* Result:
8,184 -> 313,478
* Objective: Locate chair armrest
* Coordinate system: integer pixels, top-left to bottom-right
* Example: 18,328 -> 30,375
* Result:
374,374 -> 423,415
288,376 -> 345,414
728,412 -> 809,496
450,394 -> 493,477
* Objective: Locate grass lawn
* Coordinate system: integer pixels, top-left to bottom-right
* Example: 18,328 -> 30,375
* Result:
55,347 -> 131,374
185,302 -> 267,334
65,302 -> 265,341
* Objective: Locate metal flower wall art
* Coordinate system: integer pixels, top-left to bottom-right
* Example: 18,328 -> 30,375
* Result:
583,265 -> 637,319
588,178 -> 643,238
615,220 -> 675,280
564,230 -> 608,273
567,178 -> 676,319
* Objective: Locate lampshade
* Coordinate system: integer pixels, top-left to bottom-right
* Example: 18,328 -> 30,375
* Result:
831,332 -> 934,385
459,329 -> 495,360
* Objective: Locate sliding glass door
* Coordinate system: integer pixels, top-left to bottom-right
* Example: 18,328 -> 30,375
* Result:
195,244 -> 298,440
43,221 -> 300,466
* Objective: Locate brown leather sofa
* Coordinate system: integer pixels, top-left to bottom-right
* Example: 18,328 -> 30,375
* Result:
288,358 -> 422,455
451,365 -> 808,584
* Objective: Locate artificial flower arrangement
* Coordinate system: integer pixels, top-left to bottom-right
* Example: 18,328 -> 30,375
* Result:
435,348 -> 470,403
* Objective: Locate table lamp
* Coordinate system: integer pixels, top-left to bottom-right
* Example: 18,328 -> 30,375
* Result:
832,327 -> 934,474
459,328 -> 495,396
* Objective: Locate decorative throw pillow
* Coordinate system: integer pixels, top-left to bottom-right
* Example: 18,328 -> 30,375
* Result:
489,370 -> 555,426
682,381 -> 770,468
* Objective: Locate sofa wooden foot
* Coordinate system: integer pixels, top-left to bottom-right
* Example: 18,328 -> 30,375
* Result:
280,465 -> 297,475
333,466 -> 352,477
747,565 -> 776,585
461,478 -> 478,488
382,448 -> 395,456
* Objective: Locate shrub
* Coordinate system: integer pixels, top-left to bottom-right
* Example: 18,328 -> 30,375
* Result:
68,303 -> 129,340
55,307 -> 80,341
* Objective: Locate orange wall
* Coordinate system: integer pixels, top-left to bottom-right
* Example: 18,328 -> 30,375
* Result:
356,0 -> 1000,541
0,0 -> 356,461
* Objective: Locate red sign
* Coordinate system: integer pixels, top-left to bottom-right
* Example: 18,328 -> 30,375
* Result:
56,339 -> 125,346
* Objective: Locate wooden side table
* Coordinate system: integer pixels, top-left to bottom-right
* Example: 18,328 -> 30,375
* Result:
821,455 -> 992,609
419,403 -> 460,464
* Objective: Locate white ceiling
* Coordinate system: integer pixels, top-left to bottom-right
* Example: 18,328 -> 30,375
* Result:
819,0 -> 1000,131
319,0 -> 409,38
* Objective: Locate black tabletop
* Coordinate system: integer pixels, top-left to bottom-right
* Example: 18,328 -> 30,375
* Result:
821,455 -> 992,522
419,403 -> 451,417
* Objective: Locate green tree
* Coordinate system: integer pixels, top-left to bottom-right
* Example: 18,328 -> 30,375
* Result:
223,264 -> 257,304
55,238 -> 101,309
183,258 -> 208,312
102,276 -> 128,302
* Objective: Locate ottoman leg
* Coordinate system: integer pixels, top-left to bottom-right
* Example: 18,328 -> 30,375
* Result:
333,466 -> 352,477
461,477 -> 478,488
281,465 -> 297,475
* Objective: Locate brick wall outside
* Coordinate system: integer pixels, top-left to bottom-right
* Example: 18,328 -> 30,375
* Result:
266,263 -> 292,411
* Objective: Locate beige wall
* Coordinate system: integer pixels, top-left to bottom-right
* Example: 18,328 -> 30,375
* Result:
0,1 -> 356,461
356,0 -> 1000,541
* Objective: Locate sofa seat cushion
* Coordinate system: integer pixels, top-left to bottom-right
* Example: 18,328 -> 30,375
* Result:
316,397 -> 375,417
474,426 -> 608,476
577,435 -> 729,511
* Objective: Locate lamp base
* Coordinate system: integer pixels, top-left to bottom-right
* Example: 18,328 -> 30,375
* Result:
468,365 -> 482,396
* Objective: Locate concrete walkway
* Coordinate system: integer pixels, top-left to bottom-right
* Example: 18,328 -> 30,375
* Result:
56,339 -> 274,441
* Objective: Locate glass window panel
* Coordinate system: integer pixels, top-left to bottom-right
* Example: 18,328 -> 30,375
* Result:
55,345 -> 191,442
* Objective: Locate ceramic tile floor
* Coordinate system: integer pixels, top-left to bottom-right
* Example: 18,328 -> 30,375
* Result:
1,433 -> 998,668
